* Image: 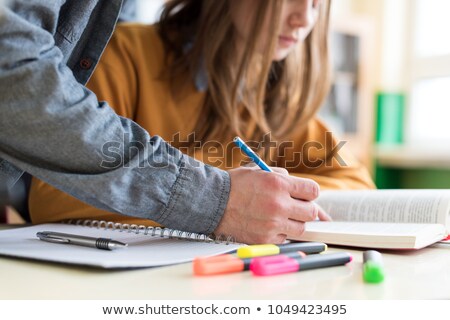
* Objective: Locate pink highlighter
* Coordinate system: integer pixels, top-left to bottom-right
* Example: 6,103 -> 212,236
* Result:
193,251 -> 307,276
250,252 -> 353,276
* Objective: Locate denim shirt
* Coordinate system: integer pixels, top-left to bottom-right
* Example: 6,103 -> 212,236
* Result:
0,0 -> 230,234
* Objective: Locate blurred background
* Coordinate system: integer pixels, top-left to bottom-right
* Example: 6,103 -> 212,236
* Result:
328,0 -> 450,191
135,0 -> 450,190
3,0 -> 450,223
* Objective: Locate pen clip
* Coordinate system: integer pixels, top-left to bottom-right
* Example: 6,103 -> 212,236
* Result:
36,232 -> 70,244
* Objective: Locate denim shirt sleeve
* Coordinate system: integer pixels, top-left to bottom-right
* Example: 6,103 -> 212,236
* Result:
0,1 -> 230,234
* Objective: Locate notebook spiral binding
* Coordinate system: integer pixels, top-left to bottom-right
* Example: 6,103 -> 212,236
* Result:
64,219 -> 237,245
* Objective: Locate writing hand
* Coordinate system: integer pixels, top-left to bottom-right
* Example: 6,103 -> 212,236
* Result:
214,166 -> 320,244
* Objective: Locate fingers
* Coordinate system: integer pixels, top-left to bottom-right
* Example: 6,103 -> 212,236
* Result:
271,234 -> 288,244
284,198 -> 318,222
242,163 -> 260,170
281,219 -> 306,241
256,172 -> 319,221
243,164 -> 289,177
273,203 -> 330,244
222,166 -> 322,244
240,165 -> 317,201
285,175 -> 319,201
317,204 -> 332,221
271,167 -> 289,175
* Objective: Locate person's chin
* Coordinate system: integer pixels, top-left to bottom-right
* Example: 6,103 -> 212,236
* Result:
273,49 -> 291,62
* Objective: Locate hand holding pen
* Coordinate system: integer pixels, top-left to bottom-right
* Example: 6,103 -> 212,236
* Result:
213,137 -> 329,244
233,136 -> 331,221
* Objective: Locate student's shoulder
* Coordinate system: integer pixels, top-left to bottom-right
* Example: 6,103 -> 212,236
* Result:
112,23 -> 162,50
97,23 -> 168,80
288,116 -> 333,145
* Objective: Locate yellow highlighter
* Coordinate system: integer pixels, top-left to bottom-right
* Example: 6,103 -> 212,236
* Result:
237,242 -> 327,259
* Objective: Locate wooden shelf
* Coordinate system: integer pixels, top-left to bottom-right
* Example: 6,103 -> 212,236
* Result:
319,15 -> 376,170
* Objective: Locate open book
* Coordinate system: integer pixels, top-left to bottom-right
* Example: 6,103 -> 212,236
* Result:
291,189 -> 450,249
0,222 -> 244,269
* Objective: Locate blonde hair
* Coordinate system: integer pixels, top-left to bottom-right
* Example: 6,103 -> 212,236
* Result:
158,0 -> 331,159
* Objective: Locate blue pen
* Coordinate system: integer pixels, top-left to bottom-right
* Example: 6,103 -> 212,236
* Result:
233,137 -> 273,172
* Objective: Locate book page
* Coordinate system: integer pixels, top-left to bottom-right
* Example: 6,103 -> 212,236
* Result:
316,189 -> 450,227
293,221 -> 447,249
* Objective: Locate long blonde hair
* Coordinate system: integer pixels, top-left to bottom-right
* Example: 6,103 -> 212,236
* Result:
158,0 -> 331,159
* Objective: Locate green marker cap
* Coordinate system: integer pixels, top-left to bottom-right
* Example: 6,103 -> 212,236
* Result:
363,250 -> 385,283
363,261 -> 385,283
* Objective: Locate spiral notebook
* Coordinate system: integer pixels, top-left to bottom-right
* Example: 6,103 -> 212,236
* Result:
0,221 -> 244,269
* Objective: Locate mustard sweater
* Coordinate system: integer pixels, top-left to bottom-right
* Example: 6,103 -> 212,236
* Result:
29,24 -> 375,225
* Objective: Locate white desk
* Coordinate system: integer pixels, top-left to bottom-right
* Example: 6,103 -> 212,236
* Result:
1,227 -> 449,299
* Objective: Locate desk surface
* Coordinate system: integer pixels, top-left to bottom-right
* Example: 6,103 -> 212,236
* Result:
1,226 -> 449,300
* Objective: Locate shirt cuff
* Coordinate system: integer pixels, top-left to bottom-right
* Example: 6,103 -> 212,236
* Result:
158,154 -> 231,235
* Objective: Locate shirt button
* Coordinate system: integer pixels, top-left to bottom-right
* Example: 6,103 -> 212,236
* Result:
79,58 -> 93,70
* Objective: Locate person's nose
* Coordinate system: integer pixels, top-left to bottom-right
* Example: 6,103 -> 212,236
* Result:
288,0 -> 316,30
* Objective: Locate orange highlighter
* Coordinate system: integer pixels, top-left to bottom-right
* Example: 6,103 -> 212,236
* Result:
193,251 -> 307,276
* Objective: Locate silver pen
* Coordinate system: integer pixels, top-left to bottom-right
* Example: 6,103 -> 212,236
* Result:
36,231 -> 128,250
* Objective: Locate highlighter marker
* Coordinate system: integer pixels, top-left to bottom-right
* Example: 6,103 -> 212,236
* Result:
237,242 -> 327,259
193,251 -> 306,276
363,250 -> 385,283
251,252 -> 353,276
